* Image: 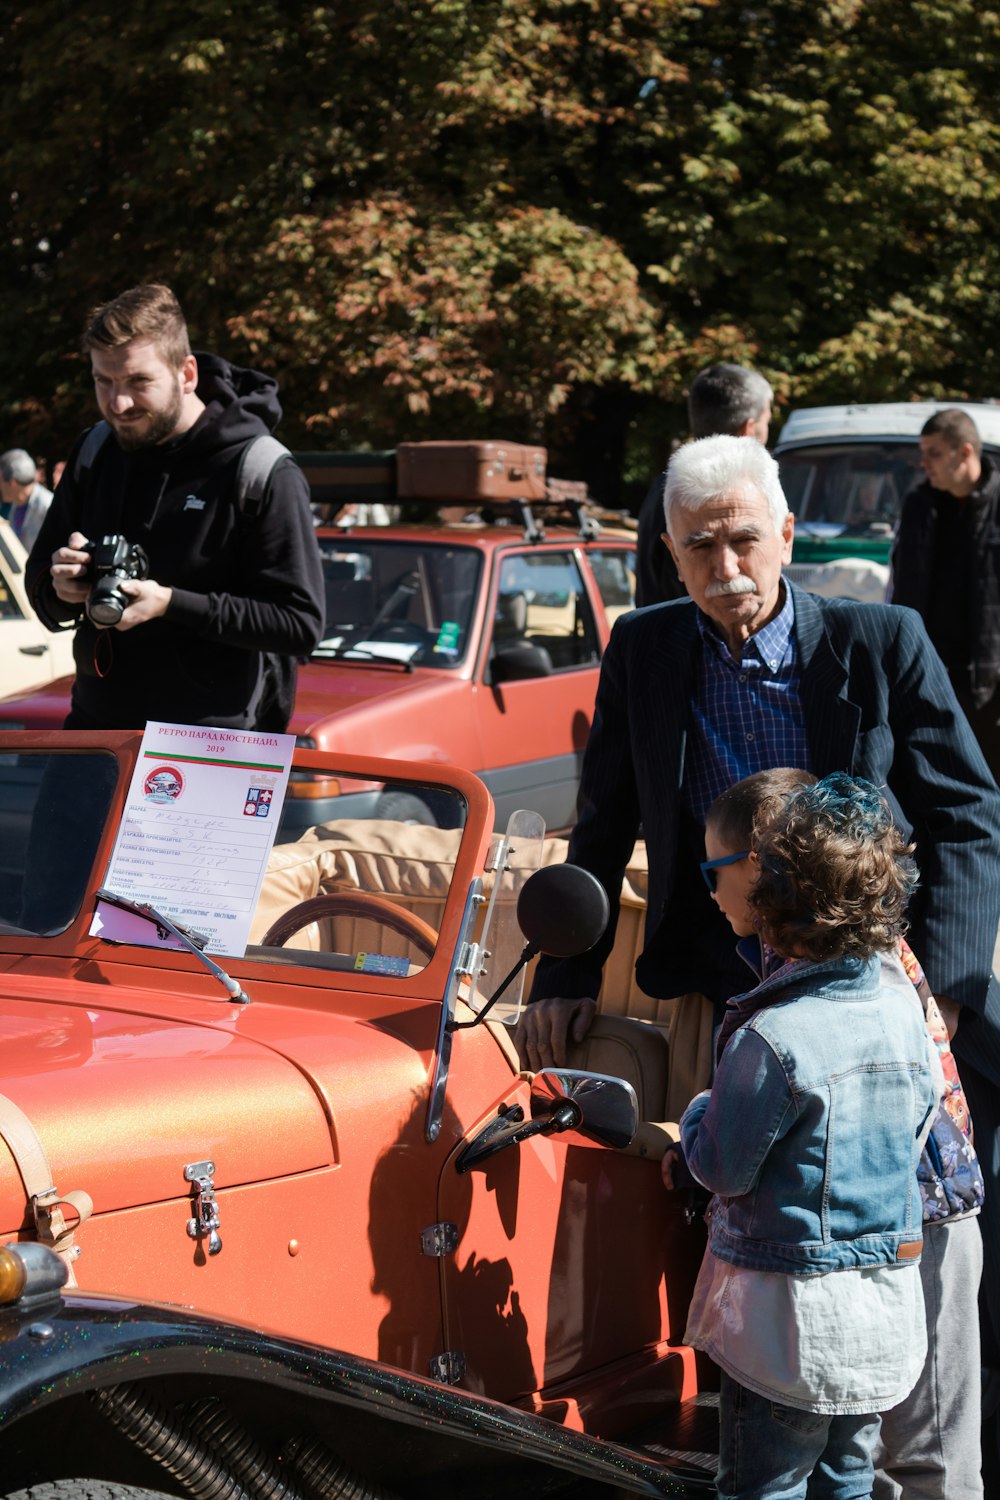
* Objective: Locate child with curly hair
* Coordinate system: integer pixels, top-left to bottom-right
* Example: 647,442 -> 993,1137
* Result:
679,772 -> 943,1500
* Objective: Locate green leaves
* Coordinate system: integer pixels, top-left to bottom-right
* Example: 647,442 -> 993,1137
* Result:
6,0 -> 1000,488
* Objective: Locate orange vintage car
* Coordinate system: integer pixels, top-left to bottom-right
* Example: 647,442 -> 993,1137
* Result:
0,731 -> 714,1499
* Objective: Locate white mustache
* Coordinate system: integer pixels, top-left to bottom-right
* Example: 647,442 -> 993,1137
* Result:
704,577 -> 757,599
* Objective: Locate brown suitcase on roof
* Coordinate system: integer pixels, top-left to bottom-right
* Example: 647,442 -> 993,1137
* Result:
396,441 -> 547,502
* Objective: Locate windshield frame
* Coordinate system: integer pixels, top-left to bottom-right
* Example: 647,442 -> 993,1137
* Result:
0,733 -> 496,1006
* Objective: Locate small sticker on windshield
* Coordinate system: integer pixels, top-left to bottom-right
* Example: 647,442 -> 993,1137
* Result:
434,621 -> 460,654
355,952 -> 411,976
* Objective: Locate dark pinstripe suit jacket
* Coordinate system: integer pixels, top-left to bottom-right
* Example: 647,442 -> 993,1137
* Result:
532,584 -> 1000,1060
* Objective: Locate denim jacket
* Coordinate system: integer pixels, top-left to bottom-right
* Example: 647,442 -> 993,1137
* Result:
680,952 -> 939,1275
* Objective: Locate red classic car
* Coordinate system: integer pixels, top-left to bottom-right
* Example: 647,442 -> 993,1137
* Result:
0,471 -> 637,839
0,730 -> 715,1499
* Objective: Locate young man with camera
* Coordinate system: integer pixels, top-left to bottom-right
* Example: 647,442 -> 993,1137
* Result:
27,283 -> 324,732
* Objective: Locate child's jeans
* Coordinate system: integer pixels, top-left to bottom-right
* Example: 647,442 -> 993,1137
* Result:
718,1372 -> 881,1499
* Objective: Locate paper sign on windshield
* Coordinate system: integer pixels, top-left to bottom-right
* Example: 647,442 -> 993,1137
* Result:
91,721 -> 295,955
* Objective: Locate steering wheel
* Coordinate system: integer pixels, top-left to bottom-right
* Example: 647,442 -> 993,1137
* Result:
261,890 -> 438,959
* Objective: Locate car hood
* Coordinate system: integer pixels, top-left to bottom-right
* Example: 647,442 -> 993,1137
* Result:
0,991 -> 334,1230
290,661 -> 463,735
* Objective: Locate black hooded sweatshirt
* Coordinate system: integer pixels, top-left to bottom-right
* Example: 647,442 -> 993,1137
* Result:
27,353 -> 324,731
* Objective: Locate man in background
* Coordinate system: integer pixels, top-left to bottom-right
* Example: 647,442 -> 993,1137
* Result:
0,448 -> 53,553
891,407 -> 1000,775
634,363 -> 773,607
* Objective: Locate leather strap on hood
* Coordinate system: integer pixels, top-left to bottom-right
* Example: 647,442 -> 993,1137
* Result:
0,1091 -> 93,1287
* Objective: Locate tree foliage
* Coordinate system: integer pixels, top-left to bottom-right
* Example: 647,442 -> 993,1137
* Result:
4,1 -> 1000,497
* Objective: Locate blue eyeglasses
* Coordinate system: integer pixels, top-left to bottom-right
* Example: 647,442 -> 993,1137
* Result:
700,849 -> 751,892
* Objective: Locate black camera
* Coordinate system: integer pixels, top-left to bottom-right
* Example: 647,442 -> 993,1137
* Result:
81,535 -> 150,627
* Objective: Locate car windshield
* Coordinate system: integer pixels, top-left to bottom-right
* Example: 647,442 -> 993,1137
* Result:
314,539 -> 482,667
241,768 -> 471,975
0,745 -> 472,982
0,751 -> 119,936
778,443 -> 924,532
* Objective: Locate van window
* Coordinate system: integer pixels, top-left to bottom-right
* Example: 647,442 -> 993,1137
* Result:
778,444 -> 923,531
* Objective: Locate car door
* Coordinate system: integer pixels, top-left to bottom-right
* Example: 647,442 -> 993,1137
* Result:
0,523 -> 74,696
435,1028 -> 705,1427
474,548 -> 603,832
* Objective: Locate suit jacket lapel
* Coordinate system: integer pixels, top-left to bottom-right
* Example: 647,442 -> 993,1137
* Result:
791,585 -> 862,775
644,602 -> 698,793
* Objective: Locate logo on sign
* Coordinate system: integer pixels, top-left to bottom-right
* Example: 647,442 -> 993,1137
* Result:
143,766 -> 184,803
244,787 -> 274,818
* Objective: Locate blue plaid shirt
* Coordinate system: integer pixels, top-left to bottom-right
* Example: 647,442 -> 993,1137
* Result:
682,583 -> 812,826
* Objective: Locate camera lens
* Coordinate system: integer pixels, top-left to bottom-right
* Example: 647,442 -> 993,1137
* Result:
87,582 -> 128,627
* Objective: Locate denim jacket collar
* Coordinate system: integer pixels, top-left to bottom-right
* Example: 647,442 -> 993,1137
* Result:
730,950 -> 878,1017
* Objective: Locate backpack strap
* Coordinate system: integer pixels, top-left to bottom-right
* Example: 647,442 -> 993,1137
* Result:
70,423 -> 289,523
235,434 -> 291,520
73,420 -> 112,485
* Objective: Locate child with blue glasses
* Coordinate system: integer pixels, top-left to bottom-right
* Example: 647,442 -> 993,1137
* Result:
677,772 -> 943,1500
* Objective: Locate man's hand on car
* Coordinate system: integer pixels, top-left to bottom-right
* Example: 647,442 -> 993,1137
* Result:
661,1146 -> 681,1191
516,996 -> 596,1071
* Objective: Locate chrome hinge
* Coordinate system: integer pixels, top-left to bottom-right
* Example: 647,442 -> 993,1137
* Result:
184,1160 -> 222,1256
455,941 -> 485,981
486,839 -> 507,874
420,1221 -> 460,1258
428,1352 -> 466,1385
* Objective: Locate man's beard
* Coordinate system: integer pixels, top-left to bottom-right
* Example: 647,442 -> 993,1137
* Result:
112,386 -> 184,450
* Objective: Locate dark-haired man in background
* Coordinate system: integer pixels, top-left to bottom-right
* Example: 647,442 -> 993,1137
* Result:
891,407 -> 1000,775
634,363 -> 773,607
891,405 -> 1000,1481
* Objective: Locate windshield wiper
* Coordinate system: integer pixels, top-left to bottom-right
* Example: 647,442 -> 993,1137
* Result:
95,888 -> 250,1004
312,644 -> 415,671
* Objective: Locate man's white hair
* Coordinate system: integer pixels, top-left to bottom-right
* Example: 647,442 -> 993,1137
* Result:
663,434 -> 788,537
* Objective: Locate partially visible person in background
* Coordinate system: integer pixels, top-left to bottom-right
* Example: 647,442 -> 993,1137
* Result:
0,448 -> 53,552
890,405 -> 1000,1486
635,364 -> 773,606
891,408 -> 1000,774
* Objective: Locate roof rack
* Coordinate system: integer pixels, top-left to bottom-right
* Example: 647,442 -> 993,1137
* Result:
475,492 -> 601,543
297,450 -> 606,542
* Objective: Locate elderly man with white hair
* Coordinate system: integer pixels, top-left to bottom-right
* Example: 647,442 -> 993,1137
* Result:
522,429 -> 1000,1081
523,433 -> 1000,1058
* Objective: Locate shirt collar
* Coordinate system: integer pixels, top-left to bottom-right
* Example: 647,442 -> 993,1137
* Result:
696,578 -> 795,671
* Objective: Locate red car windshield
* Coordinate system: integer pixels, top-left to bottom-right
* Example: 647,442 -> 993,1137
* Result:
315,540 -> 482,668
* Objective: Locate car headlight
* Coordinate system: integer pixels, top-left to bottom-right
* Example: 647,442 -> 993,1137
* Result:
0,1246 -> 26,1304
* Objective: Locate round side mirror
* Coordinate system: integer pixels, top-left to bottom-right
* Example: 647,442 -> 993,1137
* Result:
516,864 -> 609,958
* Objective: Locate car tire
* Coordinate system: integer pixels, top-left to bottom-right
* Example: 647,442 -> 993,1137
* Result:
3,1485 -> 175,1500
374,789 -> 463,828
374,790 -> 436,825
